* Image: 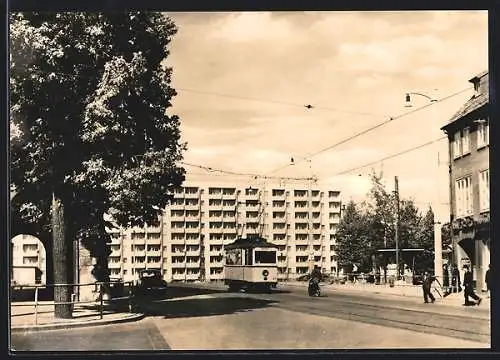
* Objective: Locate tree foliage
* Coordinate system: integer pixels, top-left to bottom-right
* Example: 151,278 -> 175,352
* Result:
335,171 -> 436,274
334,201 -> 373,273
10,12 -> 186,285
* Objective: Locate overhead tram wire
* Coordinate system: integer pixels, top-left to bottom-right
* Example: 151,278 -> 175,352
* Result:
177,88 -> 389,118
265,86 -> 472,175
331,136 -> 448,176
180,161 -> 316,182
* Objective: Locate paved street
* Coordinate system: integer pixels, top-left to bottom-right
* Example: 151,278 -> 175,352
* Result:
11,284 -> 490,351
11,318 -> 169,351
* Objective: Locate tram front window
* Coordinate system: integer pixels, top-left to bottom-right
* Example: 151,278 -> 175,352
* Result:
254,251 -> 276,264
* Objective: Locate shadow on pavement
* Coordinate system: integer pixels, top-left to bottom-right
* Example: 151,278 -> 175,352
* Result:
11,287 -> 54,302
139,296 -> 278,319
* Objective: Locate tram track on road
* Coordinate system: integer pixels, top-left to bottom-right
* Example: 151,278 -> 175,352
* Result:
161,284 -> 490,345
239,291 -> 490,344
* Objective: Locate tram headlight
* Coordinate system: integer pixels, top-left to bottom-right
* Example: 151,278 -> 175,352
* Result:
262,270 -> 269,277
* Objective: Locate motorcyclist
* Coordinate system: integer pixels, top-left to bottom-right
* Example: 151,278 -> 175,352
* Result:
309,265 -> 322,293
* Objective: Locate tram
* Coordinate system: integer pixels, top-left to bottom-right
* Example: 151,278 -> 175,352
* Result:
224,236 -> 278,293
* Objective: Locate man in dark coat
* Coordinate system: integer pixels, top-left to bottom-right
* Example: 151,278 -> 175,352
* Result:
422,272 -> 436,304
451,264 -> 461,293
485,264 -> 491,298
463,265 -> 482,306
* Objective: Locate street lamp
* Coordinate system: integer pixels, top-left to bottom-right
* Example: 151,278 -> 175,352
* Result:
405,92 -> 438,107
403,91 -> 443,282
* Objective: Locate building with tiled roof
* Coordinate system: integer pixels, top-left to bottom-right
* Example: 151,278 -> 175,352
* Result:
440,70 -> 489,292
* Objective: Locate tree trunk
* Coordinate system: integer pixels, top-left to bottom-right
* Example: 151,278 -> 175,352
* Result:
52,195 -> 73,319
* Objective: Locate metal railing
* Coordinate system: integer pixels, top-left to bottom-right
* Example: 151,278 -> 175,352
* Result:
10,280 -> 135,325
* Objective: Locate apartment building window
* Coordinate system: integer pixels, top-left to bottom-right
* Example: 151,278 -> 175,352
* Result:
22,244 -> 38,252
186,234 -> 199,240
329,201 -> 340,209
273,211 -> 285,218
185,199 -> 198,206
329,191 -> 340,198
246,211 -> 259,218
171,222 -> 185,229
23,257 -> 38,265
477,121 -> 489,148
147,245 -> 161,252
208,199 -> 221,206
185,222 -> 199,228
272,189 -> 285,196
185,210 -> 199,217
455,176 -> 473,217
131,232 -> 146,240
453,129 -> 471,159
171,210 -> 184,217
133,245 -> 145,251
479,169 -> 490,212
209,187 -> 222,195
171,233 -> 184,240
329,213 -> 340,220
295,212 -> 307,219
245,188 -> 259,195
185,187 -> 198,194
147,233 -> 161,240
462,127 -> 470,155
222,188 -> 236,195
110,245 -> 120,252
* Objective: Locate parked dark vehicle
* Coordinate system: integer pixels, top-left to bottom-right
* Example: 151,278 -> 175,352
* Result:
136,269 -> 167,296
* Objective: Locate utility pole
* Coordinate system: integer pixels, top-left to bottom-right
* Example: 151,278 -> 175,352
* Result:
394,176 -> 400,280
434,152 -> 443,282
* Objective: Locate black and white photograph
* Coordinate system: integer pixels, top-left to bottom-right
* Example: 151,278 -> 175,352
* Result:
8,10 -> 490,351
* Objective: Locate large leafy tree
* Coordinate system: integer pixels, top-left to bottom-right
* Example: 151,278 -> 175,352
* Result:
10,12 -> 186,318
412,207 -> 435,272
334,201 -> 373,273
339,171 -> 436,278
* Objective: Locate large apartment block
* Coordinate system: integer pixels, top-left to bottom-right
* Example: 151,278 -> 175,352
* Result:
11,234 -> 47,285
107,181 -> 342,283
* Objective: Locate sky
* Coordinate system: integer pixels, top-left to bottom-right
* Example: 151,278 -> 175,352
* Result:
163,11 -> 488,222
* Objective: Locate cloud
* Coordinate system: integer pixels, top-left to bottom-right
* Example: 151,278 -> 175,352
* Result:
210,12 -> 293,43
165,11 -> 487,208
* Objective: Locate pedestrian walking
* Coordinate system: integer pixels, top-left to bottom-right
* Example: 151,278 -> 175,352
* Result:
485,264 -> 491,298
463,265 -> 482,306
451,264 -> 461,293
422,272 -> 435,304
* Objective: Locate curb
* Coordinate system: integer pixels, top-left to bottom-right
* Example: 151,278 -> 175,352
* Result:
11,312 -> 145,333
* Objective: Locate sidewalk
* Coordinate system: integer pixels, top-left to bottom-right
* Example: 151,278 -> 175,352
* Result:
281,281 -> 491,310
10,301 -> 144,332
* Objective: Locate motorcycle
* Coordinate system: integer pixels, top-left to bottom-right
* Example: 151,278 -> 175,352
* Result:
308,278 -> 321,297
